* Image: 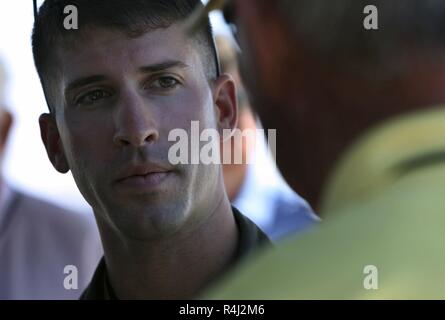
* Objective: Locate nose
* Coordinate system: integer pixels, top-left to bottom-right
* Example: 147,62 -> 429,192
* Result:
113,89 -> 159,147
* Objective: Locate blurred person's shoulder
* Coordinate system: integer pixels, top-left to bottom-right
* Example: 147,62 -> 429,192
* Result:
0,186 -> 102,299
3,186 -> 102,263
207,174 -> 445,299
207,108 -> 445,299
321,107 -> 445,214
10,188 -> 97,236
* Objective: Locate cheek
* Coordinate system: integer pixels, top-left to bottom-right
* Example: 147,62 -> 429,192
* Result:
62,122 -> 113,204
158,85 -> 215,134
63,115 -> 114,169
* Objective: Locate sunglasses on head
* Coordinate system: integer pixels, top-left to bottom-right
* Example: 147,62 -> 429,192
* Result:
183,0 -> 238,78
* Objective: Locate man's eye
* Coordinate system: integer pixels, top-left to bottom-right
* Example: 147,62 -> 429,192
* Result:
76,90 -> 112,106
149,77 -> 180,90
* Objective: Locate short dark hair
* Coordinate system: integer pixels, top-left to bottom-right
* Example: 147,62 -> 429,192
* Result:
32,0 -> 219,113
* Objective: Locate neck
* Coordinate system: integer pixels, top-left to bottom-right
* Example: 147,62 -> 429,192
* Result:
97,187 -> 238,299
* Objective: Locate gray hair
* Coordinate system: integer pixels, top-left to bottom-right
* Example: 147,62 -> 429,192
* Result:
276,0 -> 445,72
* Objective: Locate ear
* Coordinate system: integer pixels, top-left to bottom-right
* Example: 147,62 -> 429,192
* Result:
0,109 -> 13,155
39,113 -> 70,173
212,74 -> 238,140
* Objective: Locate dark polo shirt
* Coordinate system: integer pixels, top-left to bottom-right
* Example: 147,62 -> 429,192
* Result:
80,207 -> 270,299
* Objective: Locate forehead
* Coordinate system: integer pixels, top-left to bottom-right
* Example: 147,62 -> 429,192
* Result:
57,24 -> 201,85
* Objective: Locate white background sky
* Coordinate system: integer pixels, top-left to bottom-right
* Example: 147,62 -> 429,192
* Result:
0,1 -> 231,213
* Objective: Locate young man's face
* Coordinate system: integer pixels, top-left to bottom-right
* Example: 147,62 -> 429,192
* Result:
40,24 -> 236,240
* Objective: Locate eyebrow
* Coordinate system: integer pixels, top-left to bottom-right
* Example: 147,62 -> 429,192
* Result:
138,60 -> 189,73
64,60 -> 189,94
65,75 -> 106,95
